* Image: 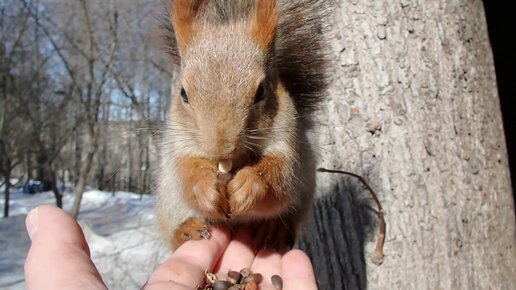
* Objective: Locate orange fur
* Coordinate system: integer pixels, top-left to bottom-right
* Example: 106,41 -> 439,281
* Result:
176,157 -> 230,219
172,217 -> 210,249
248,0 -> 278,50
227,155 -> 292,218
170,0 -> 204,53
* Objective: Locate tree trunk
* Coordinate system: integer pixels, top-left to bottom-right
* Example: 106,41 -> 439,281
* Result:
26,152 -> 32,181
3,170 -> 11,218
127,126 -> 133,193
299,0 -> 516,289
49,168 -> 62,208
143,139 -> 150,193
97,166 -> 105,191
39,157 -> 63,208
73,116 -> 82,186
70,143 -> 97,219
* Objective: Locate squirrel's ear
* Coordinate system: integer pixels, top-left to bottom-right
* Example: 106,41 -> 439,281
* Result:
170,0 -> 204,54
249,0 -> 278,50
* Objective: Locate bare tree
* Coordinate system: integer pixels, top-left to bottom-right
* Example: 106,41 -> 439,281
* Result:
1,0 -> 171,216
20,6 -> 75,207
1,4 -> 36,217
68,0 -> 118,218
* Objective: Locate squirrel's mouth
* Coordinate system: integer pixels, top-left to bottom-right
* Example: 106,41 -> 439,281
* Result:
211,142 -> 256,174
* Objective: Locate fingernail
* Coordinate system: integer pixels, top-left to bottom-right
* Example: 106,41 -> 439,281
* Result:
26,208 -> 39,240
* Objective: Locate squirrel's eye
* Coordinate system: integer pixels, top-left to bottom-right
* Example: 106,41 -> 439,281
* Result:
180,87 -> 188,103
254,82 -> 266,103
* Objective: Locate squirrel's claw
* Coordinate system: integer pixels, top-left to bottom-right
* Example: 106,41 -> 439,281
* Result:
172,217 -> 211,249
198,226 -> 211,239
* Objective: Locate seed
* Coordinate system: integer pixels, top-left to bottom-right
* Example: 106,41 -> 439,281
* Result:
271,275 -> 283,289
218,159 -> 233,173
227,271 -> 242,284
243,273 -> 262,284
243,281 -> 257,290
213,280 -> 233,290
205,271 -> 218,284
239,267 -> 251,278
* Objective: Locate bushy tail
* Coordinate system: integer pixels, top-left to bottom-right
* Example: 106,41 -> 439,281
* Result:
276,0 -> 330,117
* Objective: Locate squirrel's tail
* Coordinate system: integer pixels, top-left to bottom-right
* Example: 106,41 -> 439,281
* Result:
276,0 -> 330,117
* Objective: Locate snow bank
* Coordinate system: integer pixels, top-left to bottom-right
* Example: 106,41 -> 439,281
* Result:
0,190 -> 168,290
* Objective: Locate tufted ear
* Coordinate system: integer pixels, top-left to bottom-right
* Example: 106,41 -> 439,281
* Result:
170,0 -> 205,54
248,0 -> 278,51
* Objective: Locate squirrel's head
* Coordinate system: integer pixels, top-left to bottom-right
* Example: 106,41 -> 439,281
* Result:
167,0 -> 294,164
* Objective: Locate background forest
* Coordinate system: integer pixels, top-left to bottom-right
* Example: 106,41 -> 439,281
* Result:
1,0 -> 170,217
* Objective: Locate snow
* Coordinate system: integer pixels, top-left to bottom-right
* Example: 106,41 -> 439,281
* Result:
0,189 -> 168,290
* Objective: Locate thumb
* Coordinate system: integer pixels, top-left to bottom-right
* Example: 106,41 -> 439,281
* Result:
24,205 -> 107,290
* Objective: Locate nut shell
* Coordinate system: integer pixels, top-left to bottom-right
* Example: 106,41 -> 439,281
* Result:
271,275 -> 283,289
227,270 -> 242,284
243,273 -> 262,284
213,280 -> 233,290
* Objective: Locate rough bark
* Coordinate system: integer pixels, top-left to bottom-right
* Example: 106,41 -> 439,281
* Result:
70,142 -> 98,219
299,0 -> 516,289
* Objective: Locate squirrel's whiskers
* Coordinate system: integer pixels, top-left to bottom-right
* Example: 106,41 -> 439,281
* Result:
156,0 -> 329,250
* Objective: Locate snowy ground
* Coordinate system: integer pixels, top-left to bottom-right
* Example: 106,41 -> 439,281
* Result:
0,189 -> 168,290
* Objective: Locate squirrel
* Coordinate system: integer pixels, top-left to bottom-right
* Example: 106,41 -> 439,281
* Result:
156,0 -> 328,250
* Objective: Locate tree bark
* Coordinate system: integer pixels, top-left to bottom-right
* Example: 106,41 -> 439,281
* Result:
26,153 -> 32,181
73,113 -> 82,186
70,142 -> 98,219
299,0 -> 516,289
3,170 -> 11,218
49,167 -> 62,208
127,124 -> 133,193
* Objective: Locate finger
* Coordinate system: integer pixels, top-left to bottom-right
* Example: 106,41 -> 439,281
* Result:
250,249 -> 283,287
146,226 -> 230,288
214,227 -> 256,276
24,205 -> 107,290
281,250 -> 317,290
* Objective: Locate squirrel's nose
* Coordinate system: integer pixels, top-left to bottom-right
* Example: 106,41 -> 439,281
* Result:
216,142 -> 236,159
224,143 -> 235,153
199,119 -> 240,159
204,137 -> 236,160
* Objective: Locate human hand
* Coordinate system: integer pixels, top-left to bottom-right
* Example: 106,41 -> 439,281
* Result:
24,205 -> 318,290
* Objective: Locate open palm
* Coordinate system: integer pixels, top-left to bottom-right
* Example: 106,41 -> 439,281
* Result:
24,206 -> 317,290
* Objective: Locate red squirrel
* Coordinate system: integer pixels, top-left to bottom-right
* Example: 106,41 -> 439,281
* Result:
157,0 -> 328,250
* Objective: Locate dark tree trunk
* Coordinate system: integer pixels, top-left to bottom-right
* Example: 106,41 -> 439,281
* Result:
26,152 -> 32,181
98,166 -> 105,191
49,169 -> 62,208
73,119 -> 82,186
143,141 -> 150,193
36,153 -> 45,182
3,170 -> 11,218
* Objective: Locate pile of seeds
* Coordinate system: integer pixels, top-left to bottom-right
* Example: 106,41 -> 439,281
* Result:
196,268 -> 283,290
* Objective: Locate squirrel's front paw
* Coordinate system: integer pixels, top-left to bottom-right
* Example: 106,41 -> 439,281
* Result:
178,159 -> 229,219
172,217 -> 211,249
227,166 -> 268,216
